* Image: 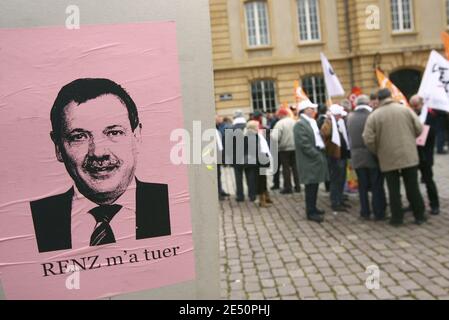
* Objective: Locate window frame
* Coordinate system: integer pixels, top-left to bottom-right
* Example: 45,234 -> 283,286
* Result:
301,75 -> 326,106
244,0 -> 271,48
446,0 -> 449,27
390,0 -> 414,33
250,79 -> 277,113
296,0 -> 322,43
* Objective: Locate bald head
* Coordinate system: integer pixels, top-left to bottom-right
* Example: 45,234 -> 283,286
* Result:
409,95 -> 423,112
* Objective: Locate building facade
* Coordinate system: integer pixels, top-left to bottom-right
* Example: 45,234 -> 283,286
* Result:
210,0 -> 448,116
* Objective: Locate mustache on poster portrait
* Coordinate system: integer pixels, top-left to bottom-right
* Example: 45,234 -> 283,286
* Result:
82,154 -> 122,171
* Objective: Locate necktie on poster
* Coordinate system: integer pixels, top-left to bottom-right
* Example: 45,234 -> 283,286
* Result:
89,204 -> 122,246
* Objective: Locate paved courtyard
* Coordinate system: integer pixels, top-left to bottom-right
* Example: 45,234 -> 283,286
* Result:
219,154 -> 449,300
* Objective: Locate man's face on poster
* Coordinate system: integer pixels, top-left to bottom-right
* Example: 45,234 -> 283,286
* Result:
53,94 -> 141,204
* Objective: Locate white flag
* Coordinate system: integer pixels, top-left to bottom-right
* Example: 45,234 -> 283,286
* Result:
418,50 -> 449,112
320,52 -> 345,97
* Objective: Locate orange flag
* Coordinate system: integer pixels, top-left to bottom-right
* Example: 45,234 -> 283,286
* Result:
375,69 -> 409,106
294,80 -> 310,102
441,31 -> 449,59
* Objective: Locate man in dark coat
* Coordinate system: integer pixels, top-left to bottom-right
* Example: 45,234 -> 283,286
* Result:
434,109 -> 448,154
410,95 -> 440,215
225,110 -> 254,202
347,95 -> 386,220
294,100 -> 329,223
216,115 -> 230,201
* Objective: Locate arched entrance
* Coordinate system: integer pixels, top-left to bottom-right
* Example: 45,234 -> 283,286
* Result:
389,69 -> 422,101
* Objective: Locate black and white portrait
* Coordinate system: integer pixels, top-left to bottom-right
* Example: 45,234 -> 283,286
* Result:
30,78 -> 171,253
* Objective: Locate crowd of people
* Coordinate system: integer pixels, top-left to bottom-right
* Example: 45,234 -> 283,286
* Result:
215,88 -> 449,226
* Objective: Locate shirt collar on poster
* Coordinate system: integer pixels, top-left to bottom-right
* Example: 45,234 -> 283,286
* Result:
73,179 -> 137,211
71,180 -> 137,246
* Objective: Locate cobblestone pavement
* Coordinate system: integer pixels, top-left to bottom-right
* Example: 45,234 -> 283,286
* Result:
219,154 -> 449,300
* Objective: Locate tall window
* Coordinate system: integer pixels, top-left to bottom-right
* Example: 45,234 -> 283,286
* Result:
391,0 -> 413,32
297,0 -> 321,42
302,76 -> 326,106
245,1 -> 270,47
251,80 -> 277,113
447,0 -> 449,26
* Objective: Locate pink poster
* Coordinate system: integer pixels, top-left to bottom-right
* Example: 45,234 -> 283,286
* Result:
0,22 -> 195,299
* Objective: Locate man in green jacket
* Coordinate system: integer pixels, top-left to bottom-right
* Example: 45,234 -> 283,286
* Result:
363,89 -> 426,226
294,100 -> 330,223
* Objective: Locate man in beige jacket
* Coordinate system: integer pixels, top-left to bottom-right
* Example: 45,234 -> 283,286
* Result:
272,108 -> 300,194
363,89 -> 426,227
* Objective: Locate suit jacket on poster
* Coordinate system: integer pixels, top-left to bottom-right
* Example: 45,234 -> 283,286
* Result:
30,179 -> 171,253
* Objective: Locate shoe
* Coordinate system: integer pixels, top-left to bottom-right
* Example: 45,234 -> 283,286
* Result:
437,150 -> 448,155
415,216 -> 428,225
271,185 -> 280,190
316,209 -> 325,216
236,197 -> 244,202
294,186 -> 301,193
307,214 -> 324,223
430,207 -> 440,215
341,202 -> 352,208
332,205 -> 348,212
401,206 -> 412,213
220,191 -> 230,197
374,216 -> 387,222
360,215 -> 371,221
258,194 -> 270,208
249,196 -> 256,202
389,220 -> 403,227
280,189 -> 293,195
219,195 -> 226,201
265,192 -> 273,204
